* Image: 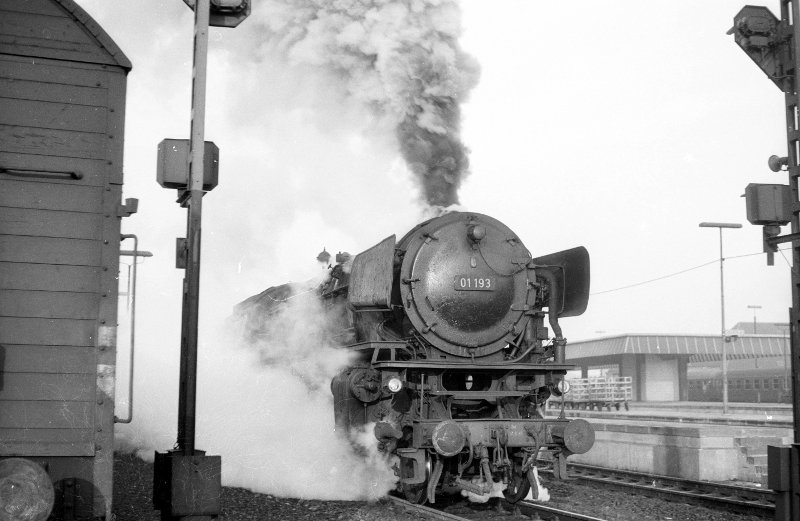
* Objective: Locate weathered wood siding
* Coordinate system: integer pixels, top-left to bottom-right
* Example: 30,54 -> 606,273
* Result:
0,0 -> 131,518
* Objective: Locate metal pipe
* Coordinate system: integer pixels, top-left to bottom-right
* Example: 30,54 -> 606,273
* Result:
537,269 -> 565,363
115,234 -> 142,424
419,373 -> 425,419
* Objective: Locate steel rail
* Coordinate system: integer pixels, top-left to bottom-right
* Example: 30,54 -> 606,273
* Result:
515,500 -> 609,521
385,496 -> 469,521
556,463 -> 775,514
389,494 -> 610,521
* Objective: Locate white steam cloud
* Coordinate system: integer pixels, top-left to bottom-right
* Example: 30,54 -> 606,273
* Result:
205,288 -> 397,499
250,0 -> 480,207
110,0 -> 478,503
118,285 -> 398,500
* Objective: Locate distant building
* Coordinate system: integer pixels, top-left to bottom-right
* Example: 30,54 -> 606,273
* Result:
730,321 -> 789,336
565,325 -> 789,402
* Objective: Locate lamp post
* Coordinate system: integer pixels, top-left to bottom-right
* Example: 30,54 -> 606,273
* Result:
699,222 -> 742,414
748,304 -> 762,334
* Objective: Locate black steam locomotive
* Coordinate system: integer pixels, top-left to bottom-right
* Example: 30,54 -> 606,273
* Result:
244,212 -> 594,504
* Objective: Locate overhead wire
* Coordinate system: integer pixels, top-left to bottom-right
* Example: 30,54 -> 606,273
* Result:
779,248 -> 799,275
591,248 -> 791,296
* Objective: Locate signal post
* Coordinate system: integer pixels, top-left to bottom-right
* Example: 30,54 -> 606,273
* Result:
153,1 -> 249,519
729,3 -> 800,519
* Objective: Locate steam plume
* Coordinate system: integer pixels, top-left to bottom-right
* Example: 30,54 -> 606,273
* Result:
117,281 -> 398,500
219,281 -> 398,499
252,0 -> 480,207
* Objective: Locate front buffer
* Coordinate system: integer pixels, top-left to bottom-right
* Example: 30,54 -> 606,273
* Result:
383,417 -> 594,504
331,363 -> 595,504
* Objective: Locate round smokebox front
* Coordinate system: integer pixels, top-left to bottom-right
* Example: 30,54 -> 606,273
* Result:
399,213 -> 532,357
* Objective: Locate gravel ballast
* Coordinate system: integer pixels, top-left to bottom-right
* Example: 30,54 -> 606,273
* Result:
113,452 -> 423,521
113,452 -> 768,521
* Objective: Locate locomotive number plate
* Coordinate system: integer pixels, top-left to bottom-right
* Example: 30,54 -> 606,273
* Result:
454,276 -> 495,291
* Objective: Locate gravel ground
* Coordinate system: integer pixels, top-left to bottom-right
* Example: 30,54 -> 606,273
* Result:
112,452 -> 424,521
113,452 -> 769,521
538,479 -> 768,521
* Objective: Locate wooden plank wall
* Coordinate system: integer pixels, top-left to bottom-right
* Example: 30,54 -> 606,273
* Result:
0,1 -> 130,517
0,50 -> 119,459
0,0 -> 120,67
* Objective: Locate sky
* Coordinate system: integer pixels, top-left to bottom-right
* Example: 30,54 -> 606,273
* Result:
81,0 -> 792,342
76,0 -> 794,493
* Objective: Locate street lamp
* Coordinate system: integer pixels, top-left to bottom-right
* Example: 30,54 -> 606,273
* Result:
699,222 -> 742,414
747,304 -> 762,334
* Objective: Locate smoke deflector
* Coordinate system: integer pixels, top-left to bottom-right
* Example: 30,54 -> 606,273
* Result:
531,247 -> 590,318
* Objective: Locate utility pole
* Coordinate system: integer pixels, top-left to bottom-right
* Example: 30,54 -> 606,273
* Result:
730,4 -> 800,519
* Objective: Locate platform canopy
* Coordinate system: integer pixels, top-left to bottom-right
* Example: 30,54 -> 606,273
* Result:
567,334 -> 789,363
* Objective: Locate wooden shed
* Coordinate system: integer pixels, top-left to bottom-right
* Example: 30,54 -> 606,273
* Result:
0,0 -> 131,518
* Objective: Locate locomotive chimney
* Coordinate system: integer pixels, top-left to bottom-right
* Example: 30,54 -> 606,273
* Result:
316,247 -> 331,266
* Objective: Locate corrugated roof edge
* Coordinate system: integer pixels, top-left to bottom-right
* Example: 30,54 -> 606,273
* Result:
56,0 -> 133,72
570,333 -> 790,345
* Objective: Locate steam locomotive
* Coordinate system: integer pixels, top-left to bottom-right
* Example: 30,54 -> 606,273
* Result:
243,212 -> 595,504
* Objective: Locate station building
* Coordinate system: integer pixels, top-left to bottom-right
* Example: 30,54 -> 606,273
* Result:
565,322 -> 790,402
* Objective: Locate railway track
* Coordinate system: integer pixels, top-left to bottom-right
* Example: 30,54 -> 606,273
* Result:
387,495 -> 610,521
513,500 -> 610,521
559,463 -> 775,515
386,496 -> 467,521
386,460 -> 776,521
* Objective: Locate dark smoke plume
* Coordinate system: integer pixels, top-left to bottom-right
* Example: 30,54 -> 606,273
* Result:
397,105 -> 468,207
252,0 -> 480,207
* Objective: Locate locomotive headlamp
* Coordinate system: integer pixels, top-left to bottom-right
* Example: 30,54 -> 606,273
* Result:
556,379 -> 571,395
387,377 -> 403,393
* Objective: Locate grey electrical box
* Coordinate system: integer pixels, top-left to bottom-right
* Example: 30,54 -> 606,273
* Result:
744,183 -> 792,225
157,139 -> 219,191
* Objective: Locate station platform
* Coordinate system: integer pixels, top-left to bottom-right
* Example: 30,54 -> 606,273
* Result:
552,401 -> 795,485
548,400 -> 793,427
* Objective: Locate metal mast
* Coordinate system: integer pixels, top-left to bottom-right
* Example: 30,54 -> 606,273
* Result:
730,3 -> 800,518
153,1 -> 249,519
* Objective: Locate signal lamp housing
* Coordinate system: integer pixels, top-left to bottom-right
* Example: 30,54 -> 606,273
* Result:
182,0 -> 250,28
744,183 -> 792,226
